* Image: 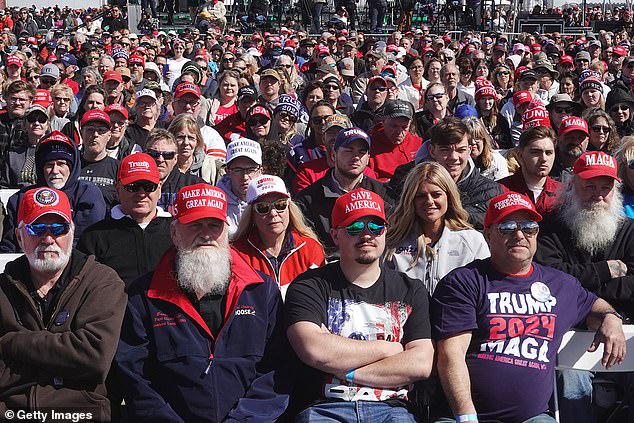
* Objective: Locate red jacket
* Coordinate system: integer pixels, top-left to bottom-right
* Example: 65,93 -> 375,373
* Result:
293,156 -> 379,194
368,123 -> 422,182
232,229 -> 325,299
498,171 -> 561,217
214,111 -> 246,144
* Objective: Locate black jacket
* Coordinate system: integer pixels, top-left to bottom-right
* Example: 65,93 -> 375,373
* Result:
76,212 -> 173,287
158,167 -> 205,213
535,216 -> 634,317
351,101 -> 385,133
295,169 -> 392,257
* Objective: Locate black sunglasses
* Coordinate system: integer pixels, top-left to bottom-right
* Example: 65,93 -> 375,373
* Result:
123,181 -> 159,193
254,198 -> 289,215
248,117 -> 269,126
146,148 -> 177,160
496,220 -> 539,236
27,114 -> 47,124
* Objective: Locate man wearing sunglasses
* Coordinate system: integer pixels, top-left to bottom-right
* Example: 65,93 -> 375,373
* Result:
536,152 -> 634,422
287,188 -> 434,420
78,153 -> 172,287
351,76 -> 388,133
116,183 -> 292,421
551,116 -> 590,182
0,186 -> 126,420
432,191 -> 625,423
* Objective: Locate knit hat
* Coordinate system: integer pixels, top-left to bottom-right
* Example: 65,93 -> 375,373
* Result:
579,77 -> 603,93
606,88 -> 634,113
522,105 -> 551,129
474,78 -> 496,101
274,95 -> 301,119
37,130 -> 75,169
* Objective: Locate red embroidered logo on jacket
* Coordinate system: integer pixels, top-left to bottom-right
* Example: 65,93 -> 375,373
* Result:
153,311 -> 187,327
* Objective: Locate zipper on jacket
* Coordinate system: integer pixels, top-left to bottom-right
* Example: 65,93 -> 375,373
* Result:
248,239 -> 306,286
202,341 -> 213,376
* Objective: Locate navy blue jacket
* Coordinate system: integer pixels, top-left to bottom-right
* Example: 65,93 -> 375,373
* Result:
115,247 -> 293,422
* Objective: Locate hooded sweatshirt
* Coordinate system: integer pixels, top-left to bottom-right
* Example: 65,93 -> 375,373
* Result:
216,174 -> 248,240
0,133 -> 107,252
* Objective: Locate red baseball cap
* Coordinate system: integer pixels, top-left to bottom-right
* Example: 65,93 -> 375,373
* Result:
246,105 -> 271,120
195,48 -> 208,59
573,151 -> 620,181
18,187 -> 72,225
129,54 -> 145,67
614,46 -> 628,56
558,116 -> 589,137
105,103 -> 129,120
6,55 -> 22,67
81,109 -> 111,127
173,183 -> 228,224
484,192 -> 542,228
560,55 -> 574,65
174,82 -> 200,99
118,153 -> 160,185
331,188 -> 387,229
513,90 -> 533,107
34,89 -> 52,107
103,70 -> 123,83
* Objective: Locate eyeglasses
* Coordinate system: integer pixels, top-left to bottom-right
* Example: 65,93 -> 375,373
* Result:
129,62 -> 144,67
248,117 -> 269,126
88,56 -> 99,60
324,84 -> 340,91
228,166 -> 260,176
279,64 -> 293,69
53,97 -> 71,102
553,106 -> 573,114
496,220 -> 540,236
591,125 -> 610,133
368,85 -> 387,92
342,219 -> 386,236
254,198 -> 289,215
611,104 -> 630,112
496,71 -> 510,76
40,78 -> 56,85
427,93 -> 446,100
177,99 -> 200,108
277,111 -> 297,122
123,181 -> 159,193
27,114 -> 47,124
311,115 -> 332,124
24,222 -> 71,237
222,57 -> 235,62
83,125 -> 110,135
146,148 -> 177,160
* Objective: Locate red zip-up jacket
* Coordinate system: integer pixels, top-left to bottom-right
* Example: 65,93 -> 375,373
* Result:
498,171 -> 561,217
368,123 -> 423,182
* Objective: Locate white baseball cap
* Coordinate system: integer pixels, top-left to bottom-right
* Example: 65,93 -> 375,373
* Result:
135,89 -> 157,101
226,138 -> 262,166
246,175 -> 290,204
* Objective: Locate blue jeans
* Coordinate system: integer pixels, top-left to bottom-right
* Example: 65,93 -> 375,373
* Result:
311,2 -> 325,33
435,413 -> 556,423
295,401 -> 421,422
558,369 -> 594,423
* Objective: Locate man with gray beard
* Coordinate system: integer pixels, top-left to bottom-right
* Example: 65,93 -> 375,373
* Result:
116,183 -> 293,422
536,150 -> 634,423
0,187 -> 126,421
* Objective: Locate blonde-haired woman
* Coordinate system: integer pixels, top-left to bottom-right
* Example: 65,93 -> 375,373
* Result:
385,162 -> 489,294
232,175 -> 325,299
614,136 -> 634,218
167,114 -> 224,184
208,70 -> 240,126
463,117 -> 509,181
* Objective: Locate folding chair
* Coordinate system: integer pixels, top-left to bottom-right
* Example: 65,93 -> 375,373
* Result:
554,326 -> 634,422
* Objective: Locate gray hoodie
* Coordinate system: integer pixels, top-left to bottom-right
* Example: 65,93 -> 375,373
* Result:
216,174 -> 248,240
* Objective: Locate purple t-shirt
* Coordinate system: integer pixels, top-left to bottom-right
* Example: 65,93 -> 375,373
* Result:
431,259 -> 597,423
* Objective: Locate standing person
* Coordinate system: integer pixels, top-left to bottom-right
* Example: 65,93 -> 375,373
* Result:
432,191 -> 626,423
0,187 -> 126,422
385,162 -> 489,294
232,175 -> 325,299
116,184 -> 293,422
77,153 -> 172,287
285,188 -> 435,420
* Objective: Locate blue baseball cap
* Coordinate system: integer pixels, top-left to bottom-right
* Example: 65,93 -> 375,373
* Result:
334,127 -> 371,151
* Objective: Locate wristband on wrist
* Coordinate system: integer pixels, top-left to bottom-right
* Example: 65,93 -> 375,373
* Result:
456,414 -> 478,422
345,369 -> 354,382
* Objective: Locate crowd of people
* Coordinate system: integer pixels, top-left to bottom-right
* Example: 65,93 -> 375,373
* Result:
0,3 -> 634,423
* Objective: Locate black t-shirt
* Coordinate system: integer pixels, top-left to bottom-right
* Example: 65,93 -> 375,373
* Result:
186,291 -> 226,337
79,156 -> 120,210
285,262 -> 431,403
125,123 -> 151,150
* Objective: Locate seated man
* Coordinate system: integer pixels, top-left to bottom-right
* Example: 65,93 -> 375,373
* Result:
1,130 -> 107,252
77,153 -> 172,287
295,127 -> 391,257
0,187 -> 126,421
286,188 -> 434,420
550,116 -> 589,182
432,191 -> 625,423
116,184 -> 292,421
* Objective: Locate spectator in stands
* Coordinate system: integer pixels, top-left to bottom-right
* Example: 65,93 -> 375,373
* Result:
288,100 -> 335,175
61,85 -> 107,145
105,103 -> 138,160
0,81 -> 34,173
584,108 -> 620,154
214,86 -> 258,143
351,50 -> 388,105
217,138 -> 262,239
432,191 -> 625,423
368,100 -> 422,182
0,187 -> 125,422
579,75 -> 606,111
286,188 -> 434,419
258,68 -> 283,109
268,94 -> 304,147
232,175 -> 325,300
499,126 -> 561,216
116,183 -> 292,421
442,63 -> 476,113
295,127 -> 390,257
49,83 -> 74,132
463,117 -> 508,180
551,116 -> 590,182
351,76 -> 388,132
385,161 -> 489,294
414,82 -> 450,139
546,93 -> 582,130
1,130 -> 106,252
77,153 -> 172,287
125,89 -> 159,149
245,104 -> 273,143
536,151 -> 634,422
606,87 -> 634,137
3,103 -> 49,189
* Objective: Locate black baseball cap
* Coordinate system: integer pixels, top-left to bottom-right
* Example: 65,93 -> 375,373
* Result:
238,86 -> 257,100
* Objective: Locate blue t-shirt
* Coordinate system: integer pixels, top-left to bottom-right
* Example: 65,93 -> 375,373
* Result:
431,259 -> 597,423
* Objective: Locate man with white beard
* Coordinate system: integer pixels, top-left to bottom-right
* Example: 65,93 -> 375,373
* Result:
116,183 -> 293,422
0,187 -> 126,421
536,150 -> 634,423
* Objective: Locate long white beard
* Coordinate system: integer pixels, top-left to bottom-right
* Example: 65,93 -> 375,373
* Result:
176,246 -> 232,297
558,187 -> 625,256
26,243 -> 71,273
